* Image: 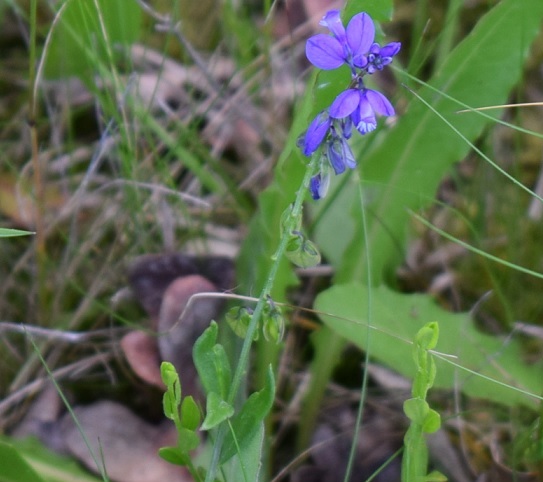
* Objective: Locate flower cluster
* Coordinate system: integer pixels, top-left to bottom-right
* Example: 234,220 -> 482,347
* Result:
299,10 -> 401,200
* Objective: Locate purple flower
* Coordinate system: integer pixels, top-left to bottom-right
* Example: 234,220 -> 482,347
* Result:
366,42 -> 401,74
302,111 -> 331,156
330,88 -> 395,135
309,171 -> 330,200
327,129 -> 356,174
306,10 -> 375,74
301,9 -> 401,201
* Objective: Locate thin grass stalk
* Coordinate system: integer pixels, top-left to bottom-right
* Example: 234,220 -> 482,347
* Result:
28,0 -> 47,322
342,178 -> 374,481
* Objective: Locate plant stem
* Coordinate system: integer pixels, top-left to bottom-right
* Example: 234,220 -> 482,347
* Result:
204,157 -> 318,482
28,0 -> 47,323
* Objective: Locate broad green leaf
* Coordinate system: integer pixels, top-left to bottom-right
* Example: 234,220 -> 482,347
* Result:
0,436 -> 102,482
201,392 -> 234,430
226,423 -> 265,482
422,409 -> 441,434
177,428 -> 201,453
180,396 -> 201,431
44,0 -> 141,80
403,398 -> 429,425
0,228 -> 34,238
0,440 -> 46,482
220,366 -> 275,464
193,322 -> 232,400
315,283 -> 543,407
345,0 -> 394,23
158,446 -> 190,466
315,0 -> 543,284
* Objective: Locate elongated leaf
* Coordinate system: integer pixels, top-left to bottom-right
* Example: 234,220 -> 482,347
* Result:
314,0 -> 543,283
44,0 -> 141,80
315,283 -> 543,407
226,423 -> 265,482
0,436 -> 102,482
193,322 -> 232,400
0,440 -> 46,482
220,366 -> 275,464
201,392 -> 234,430
0,228 -> 34,238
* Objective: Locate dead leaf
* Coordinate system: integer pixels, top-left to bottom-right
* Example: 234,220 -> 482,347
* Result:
120,331 -> 163,388
60,400 -> 190,482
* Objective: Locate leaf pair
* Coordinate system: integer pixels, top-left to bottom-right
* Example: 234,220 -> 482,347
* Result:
193,322 -> 275,465
159,362 -> 201,469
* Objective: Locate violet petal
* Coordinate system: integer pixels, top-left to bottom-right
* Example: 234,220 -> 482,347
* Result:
329,89 -> 360,119
306,34 -> 346,70
319,10 -> 346,42
303,111 -> 331,156
346,13 -> 375,60
366,89 -> 395,117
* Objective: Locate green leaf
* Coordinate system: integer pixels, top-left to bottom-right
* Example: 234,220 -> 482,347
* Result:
161,362 -> 181,403
193,322 -> 232,400
0,440 -> 47,482
344,0 -> 394,23
180,396 -> 201,431
161,362 -> 181,420
315,283 -> 543,407
158,446 -> 190,466
0,436 -> 102,481
177,428 -> 201,453
160,361 -> 177,387
162,390 -> 177,421
416,323 -> 439,351
422,409 -> 441,434
201,392 -> 234,431
44,0 -> 141,80
0,228 -> 34,238
403,398 -> 429,425
220,366 -> 275,464
316,0 -> 543,284
424,471 -> 448,482
227,423 -> 265,482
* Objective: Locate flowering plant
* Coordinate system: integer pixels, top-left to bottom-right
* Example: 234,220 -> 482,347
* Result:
299,10 -> 401,200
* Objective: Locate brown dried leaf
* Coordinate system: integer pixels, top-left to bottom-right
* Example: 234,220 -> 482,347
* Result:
60,401 -> 189,482
120,331 -> 163,388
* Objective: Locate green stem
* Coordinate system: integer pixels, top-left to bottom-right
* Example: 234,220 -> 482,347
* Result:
204,157 -> 318,482
28,0 -> 47,322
